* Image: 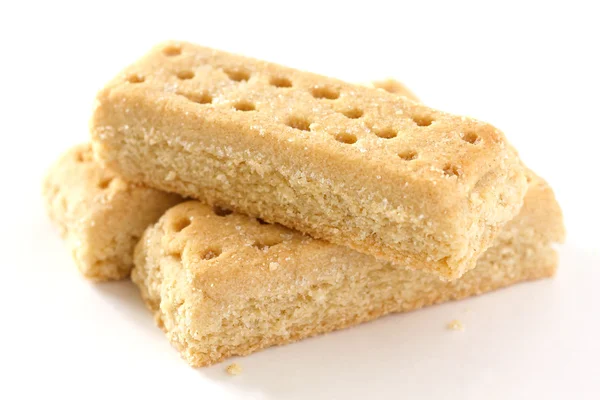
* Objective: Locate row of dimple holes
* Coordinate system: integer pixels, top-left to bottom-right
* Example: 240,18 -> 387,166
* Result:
169,206 -> 284,261
128,45 -> 479,176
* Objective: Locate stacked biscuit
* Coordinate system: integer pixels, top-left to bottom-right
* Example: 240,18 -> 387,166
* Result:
43,41 -> 565,367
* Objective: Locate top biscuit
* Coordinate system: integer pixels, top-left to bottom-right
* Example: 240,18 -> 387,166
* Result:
91,41 -> 527,279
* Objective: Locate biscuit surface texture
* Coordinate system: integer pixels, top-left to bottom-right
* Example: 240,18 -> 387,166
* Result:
92,41 -> 527,279
43,144 -> 182,281
132,171 -> 564,367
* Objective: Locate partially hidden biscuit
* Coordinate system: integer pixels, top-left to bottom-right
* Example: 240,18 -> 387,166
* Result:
132,170 -> 564,367
368,79 -> 419,101
92,41 -> 528,280
42,144 -> 182,281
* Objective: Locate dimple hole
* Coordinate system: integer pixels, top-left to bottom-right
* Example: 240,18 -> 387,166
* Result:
177,70 -> 195,80
443,164 -> 461,177
311,86 -> 340,100
60,197 -> 68,212
126,73 -> 145,84
98,177 -> 113,189
374,127 -> 397,139
286,116 -> 311,131
48,185 -> 59,198
183,91 -> 213,104
462,131 -> 480,144
256,218 -> 269,225
75,151 -> 92,163
233,101 -> 255,111
201,247 -> 222,260
252,238 -> 283,251
213,206 -> 233,217
172,217 -> 191,232
411,115 -> 434,127
224,68 -> 250,82
270,76 -> 292,88
341,108 -> 363,119
398,150 -> 418,161
163,45 -> 182,56
334,132 -> 357,144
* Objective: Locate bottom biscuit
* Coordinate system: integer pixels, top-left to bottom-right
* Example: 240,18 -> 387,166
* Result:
132,172 -> 564,367
42,144 -> 183,281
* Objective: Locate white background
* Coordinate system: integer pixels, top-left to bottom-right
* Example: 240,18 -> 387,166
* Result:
1,1 -> 599,399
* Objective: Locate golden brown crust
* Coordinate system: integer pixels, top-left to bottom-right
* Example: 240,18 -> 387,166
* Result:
92,41 -> 527,280
42,144 -> 182,281
131,171 -> 563,367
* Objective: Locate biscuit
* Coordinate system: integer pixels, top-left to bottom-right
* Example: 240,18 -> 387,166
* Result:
131,170 -> 564,367
42,144 -> 182,281
92,41 -> 527,280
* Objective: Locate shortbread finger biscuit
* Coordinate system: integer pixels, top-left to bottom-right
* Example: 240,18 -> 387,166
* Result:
92,41 -> 527,280
42,144 -> 182,281
132,171 -> 564,367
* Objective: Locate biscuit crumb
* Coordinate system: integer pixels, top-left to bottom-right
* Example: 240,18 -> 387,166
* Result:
226,363 -> 242,375
269,262 -> 279,271
447,320 -> 464,331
